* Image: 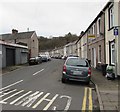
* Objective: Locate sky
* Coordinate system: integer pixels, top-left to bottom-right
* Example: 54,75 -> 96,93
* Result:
0,0 -> 109,37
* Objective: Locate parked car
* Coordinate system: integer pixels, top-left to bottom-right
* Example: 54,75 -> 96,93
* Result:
40,55 -> 48,62
62,57 -> 91,84
46,55 -> 51,61
29,56 -> 42,65
37,56 -> 42,63
67,54 -> 79,58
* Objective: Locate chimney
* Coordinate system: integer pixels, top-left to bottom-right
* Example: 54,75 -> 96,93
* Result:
12,29 -> 18,34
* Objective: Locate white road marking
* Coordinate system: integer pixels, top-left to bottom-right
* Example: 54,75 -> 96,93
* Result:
0,87 -> 72,110
10,91 -> 32,105
0,80 -> 23,91
0,89 -> 17,98
43,94 -> 59,110
0,90 -> 24,104
60,95 -> 72,111
0,89 -> 10,94
52,106 -> 57,110
15,91 -> 40,106
22,92 -> 44,107
33,69 -> 44,76
32,93 -> 50,109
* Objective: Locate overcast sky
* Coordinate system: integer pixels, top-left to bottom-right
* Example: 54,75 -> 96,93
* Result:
0,0 -> 109,37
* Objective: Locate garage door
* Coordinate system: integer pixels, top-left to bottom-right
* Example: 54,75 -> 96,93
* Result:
21,52 -> 28,64
6,48 -> 15,66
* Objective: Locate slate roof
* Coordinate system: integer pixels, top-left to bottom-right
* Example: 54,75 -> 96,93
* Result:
0,31 -> 35,40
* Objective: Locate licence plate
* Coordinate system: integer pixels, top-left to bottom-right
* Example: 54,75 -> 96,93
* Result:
73,71 -> 82,75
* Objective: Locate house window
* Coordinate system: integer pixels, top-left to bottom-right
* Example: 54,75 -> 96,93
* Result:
97,18 -> 101,35
108,5 -> 114,29
93,24 -> 95,34
111,42 -> 115,65
98,45 -> 101,62
91,27 -> 93,35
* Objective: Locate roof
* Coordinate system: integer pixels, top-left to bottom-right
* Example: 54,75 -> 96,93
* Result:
0,31 -> 35,40
76,1 -> 112,44
0,40 -> 28,49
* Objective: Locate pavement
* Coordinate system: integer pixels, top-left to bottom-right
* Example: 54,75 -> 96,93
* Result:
91,68 -> 119,112
0,64 -> 28,75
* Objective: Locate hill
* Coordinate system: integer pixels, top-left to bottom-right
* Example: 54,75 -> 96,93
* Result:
38,32 -> 79,52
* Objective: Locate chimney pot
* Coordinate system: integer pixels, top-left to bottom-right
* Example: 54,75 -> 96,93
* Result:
12,29 -> 18,34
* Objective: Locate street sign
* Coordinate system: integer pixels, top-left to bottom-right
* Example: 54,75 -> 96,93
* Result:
114,28 -> 118,36
88,34 -> 95,38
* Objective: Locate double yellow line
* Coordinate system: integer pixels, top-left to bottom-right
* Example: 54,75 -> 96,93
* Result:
82,87 -> 93,111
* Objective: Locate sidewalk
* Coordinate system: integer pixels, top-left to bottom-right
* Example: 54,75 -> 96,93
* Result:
0,63 -> 28,75
91,68 -> 119,111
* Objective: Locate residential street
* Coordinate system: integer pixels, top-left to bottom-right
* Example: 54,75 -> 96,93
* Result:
1,59 -> 99,111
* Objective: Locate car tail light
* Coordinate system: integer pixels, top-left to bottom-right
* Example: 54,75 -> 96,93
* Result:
63,65 -> 66,72
88,68 -> 91,76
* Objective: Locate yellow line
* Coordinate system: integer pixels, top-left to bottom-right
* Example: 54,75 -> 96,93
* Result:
82,87 -> 88,111
89,88 -> 93,111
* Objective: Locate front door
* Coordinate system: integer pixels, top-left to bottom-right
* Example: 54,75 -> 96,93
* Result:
92,48 -> 96,68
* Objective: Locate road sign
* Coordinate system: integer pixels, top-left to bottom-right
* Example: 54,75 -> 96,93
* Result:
88,35 -> 95,38
114,28 -> 118,36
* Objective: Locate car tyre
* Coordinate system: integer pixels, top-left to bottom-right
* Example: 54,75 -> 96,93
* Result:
62,78 -> 66,83
86,81 -> 90,85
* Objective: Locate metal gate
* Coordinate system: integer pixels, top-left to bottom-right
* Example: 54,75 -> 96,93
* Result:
6,48 -> 15,66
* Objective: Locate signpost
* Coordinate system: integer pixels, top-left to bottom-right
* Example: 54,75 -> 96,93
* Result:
114,27 -> 118,36
114,27 -> 119,77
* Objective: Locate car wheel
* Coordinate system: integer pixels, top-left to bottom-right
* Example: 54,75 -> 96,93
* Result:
62,78 -> 66,83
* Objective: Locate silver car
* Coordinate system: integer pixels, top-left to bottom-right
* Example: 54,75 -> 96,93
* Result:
62,57 -> 91,84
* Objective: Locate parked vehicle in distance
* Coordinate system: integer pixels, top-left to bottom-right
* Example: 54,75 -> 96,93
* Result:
62,57 -> 91,84
40,55 -> 48,62
46,55 -> 51,61
29,56 -> 42,65
37,56 -> 42,63
67,54 -> 79,58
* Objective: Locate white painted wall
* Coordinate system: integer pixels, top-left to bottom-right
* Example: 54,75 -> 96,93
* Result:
81,34 -> 87,59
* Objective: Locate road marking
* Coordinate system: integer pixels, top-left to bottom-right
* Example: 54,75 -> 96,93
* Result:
0,90 -> 24,104
89,88 -> 93,111
33,69 -> 44,76
0,80 -> 23,91
43,94 -> 59,110
0,89 -> 10,94
22,92 -> 44,107
32,93 -> 50,109
82,87 -> 87,111
60,95 -> 72,111
10,91 -> 32,105
52,106 -> 57,110
0,89 -> 17,98
82,87 -> 93,111
15,91 -> 40,106
0,87 -> 72,110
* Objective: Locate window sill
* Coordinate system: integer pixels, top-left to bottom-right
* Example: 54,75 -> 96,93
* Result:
110,64 -> 115,66
108,27 -> 114,31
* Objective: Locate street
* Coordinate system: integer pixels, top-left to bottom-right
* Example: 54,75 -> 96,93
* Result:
1,59 -> 99,111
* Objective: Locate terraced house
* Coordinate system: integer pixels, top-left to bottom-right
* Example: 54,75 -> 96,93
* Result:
104,1 -> 120,77
76,0 -> 120,77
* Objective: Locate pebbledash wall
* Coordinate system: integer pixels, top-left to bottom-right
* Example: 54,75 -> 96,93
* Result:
0,41 -> 28,68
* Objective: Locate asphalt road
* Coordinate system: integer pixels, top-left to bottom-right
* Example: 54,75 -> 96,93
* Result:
1,59 -> 100,111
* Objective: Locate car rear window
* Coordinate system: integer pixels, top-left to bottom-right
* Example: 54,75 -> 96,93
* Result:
66,58 -> 88,67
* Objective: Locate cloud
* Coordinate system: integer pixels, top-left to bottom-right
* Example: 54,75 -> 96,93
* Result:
1,0 -> 109,36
